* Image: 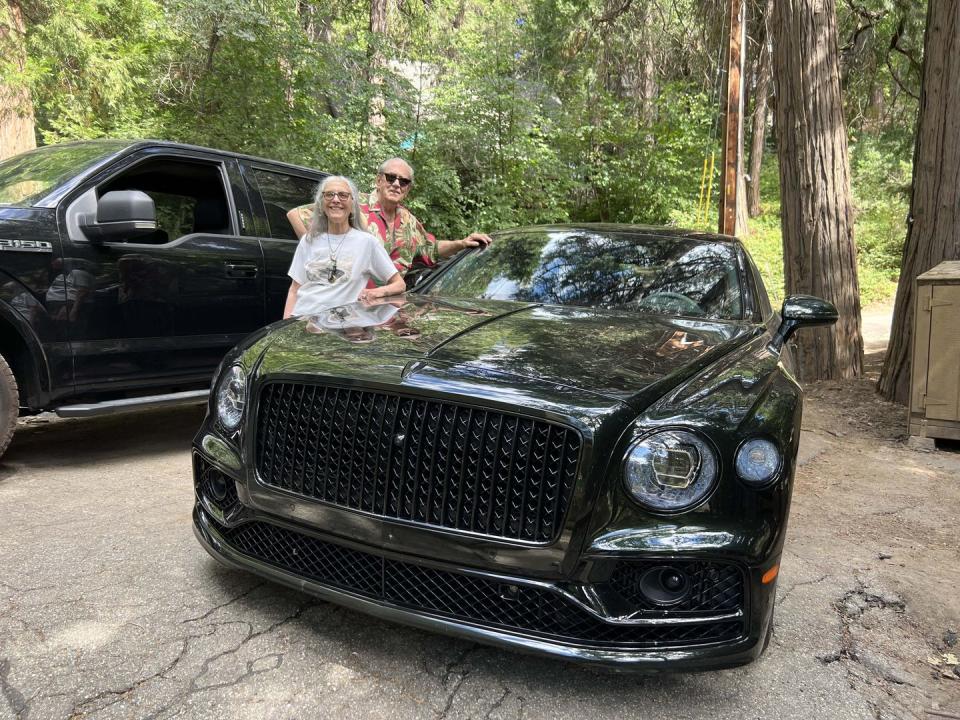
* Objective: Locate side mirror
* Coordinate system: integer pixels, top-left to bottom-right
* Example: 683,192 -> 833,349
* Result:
81,190 -> 157,242
769,294 -> 839,353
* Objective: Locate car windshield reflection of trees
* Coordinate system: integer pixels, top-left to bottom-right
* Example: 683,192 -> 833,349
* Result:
428,231 -> 742,320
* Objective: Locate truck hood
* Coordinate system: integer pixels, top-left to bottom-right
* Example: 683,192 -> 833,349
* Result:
254,296 -> 755,414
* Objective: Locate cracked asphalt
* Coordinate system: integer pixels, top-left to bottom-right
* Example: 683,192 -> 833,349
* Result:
0,366 -> 958,719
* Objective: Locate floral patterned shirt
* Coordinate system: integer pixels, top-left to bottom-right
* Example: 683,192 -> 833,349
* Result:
293,196 -> 439,275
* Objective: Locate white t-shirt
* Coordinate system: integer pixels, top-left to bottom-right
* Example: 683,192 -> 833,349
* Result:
287,228 -> 396,317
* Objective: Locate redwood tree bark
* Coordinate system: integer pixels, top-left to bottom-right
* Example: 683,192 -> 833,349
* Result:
0,0 -> 36,161
879,0 -> 960,404
772,0 -> 863,380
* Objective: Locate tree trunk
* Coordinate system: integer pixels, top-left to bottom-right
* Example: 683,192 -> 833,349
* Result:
0,0 -> 36,161
299,1 -> 341,118
637,3 -> 658,125
772,0 -> 863,381
879,0 -> 960,404
864,81 -> 885,130
747,0 -> 773,217
367,0 -> 388,135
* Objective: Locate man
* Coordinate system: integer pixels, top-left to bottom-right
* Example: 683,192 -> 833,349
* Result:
287,158 -> 492,276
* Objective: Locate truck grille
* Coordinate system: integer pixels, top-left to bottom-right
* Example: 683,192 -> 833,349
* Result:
254,382 -> 581,543
212,518 -> 744,649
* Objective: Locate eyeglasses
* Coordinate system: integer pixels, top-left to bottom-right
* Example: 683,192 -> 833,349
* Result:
382,172 -> 412,188
322,191 -> 352,201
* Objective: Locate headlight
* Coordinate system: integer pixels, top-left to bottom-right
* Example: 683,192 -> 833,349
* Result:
215,364 -> 247,431
735,438 -> 781,485
623,430 -> 718,511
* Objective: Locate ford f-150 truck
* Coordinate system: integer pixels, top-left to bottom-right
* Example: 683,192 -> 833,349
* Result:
0,139 -> 326,458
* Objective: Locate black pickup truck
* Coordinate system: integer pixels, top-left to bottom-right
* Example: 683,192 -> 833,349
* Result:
0,139 -> 326,458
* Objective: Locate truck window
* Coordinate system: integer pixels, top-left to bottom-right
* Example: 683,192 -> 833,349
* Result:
251,168 -> 320,241
99,158 -> 232,244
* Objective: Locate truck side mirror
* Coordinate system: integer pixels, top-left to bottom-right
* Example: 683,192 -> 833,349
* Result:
769,295 -> 839,353
81,190 -> 157,242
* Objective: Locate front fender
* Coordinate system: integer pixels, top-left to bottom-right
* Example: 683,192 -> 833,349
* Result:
0,297 -> 51,402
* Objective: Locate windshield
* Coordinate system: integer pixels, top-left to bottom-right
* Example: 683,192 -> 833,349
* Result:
0,141 -> 127,207
424,229 -> 744,320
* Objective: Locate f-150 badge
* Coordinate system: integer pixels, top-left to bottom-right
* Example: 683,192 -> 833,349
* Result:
0,239 -> 53,253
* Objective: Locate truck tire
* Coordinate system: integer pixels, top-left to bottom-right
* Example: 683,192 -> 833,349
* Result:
0,353 -> 19,459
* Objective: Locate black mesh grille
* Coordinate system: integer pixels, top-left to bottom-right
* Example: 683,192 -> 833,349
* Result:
255,382 -> 581,543
212,518 -> 744,649
194,455 -> 239,509
609,560 -> 744,613
224,520 -> 381,595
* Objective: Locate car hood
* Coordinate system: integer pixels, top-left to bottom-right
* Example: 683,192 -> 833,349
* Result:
254,296 -> 755,413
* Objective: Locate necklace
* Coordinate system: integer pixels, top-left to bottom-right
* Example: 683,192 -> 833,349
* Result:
325,231 -> 349,282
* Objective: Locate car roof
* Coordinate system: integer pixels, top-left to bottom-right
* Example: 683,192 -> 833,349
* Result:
492,223 -> 741,246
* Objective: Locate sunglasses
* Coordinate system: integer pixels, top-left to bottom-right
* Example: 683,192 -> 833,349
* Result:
382,172 -> 412,188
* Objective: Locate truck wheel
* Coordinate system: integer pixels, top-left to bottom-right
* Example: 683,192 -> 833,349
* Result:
0,353 -> 19,459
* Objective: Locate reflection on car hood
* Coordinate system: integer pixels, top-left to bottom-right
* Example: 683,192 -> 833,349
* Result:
256,296 -> 755,411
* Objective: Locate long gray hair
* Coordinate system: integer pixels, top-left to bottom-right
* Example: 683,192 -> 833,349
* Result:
306,175 -> 367,238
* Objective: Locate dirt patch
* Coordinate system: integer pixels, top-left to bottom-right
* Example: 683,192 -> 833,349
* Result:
789,303 -> 960,718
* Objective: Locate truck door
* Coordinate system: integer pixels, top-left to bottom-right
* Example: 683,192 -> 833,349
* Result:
61,149 -> 265,394
239,162 -> 324,322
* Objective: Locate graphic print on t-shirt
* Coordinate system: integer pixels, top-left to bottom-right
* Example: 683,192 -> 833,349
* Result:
304,255 -> 354,286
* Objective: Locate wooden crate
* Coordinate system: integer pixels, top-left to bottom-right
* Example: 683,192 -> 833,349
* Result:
910,260 -> 960,441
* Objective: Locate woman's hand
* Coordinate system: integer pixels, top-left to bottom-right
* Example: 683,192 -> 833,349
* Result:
358,287 -> 382,304
359,273 -> 406,305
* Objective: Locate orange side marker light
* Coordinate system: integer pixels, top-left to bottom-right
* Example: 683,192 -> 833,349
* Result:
761,564 -> 779,584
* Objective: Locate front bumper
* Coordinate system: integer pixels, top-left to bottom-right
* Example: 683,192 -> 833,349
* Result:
193,501 -> 773,671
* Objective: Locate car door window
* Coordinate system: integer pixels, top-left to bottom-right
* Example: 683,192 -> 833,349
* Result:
250,168 -> 320,240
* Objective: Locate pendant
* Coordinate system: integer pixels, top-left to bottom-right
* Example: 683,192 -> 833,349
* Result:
328,260 -> 338,283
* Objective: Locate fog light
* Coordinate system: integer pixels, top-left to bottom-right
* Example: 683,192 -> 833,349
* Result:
209,473 -> 228,502
639,566 -> 691,606
662,571 -> 685,592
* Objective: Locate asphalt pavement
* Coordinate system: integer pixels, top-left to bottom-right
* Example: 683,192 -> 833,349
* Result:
0,407 -> 875,720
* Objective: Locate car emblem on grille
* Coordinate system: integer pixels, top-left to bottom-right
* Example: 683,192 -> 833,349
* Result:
393,433 -> 406,446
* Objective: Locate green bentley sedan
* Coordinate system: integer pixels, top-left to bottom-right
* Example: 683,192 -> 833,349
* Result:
191,224 -> 837,670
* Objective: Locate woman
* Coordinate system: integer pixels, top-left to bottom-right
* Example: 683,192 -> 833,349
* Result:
283,176 -> 405,319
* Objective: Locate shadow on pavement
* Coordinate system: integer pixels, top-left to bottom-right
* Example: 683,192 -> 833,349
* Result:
0,404 -> 208,469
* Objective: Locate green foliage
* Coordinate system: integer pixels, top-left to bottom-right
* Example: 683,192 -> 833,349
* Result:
837,0 -> 924,130
24,0 -> 168,141
564,85 -> 715,225
849,130 -> 912,272
11,0 -> 918,309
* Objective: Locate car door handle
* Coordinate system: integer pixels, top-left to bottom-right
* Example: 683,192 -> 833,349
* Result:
224,263 -> 259,278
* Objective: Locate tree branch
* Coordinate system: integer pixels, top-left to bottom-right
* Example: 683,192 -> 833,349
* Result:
597,0 -> 633,24
885,53 -> 919,101
888,17 -> 922,74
